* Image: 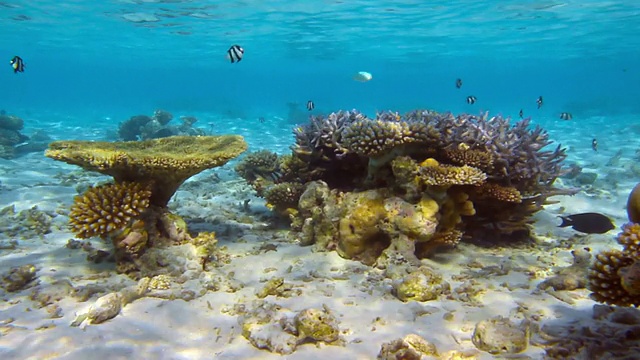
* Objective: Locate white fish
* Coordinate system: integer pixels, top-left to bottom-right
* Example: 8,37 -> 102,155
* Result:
353,71 -> 372,82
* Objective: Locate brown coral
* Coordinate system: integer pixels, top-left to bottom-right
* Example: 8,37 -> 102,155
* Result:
342,119 -> 439,157
46,135 -> 247,207
419,159 -> 486,186
470,182 -> 522,203
618,223 -> 640,259
588,250 -> 639,307
442,147 -> 494,172
627,183 -> 640,223
264,182 -> 305,212
69,182 -> 151,239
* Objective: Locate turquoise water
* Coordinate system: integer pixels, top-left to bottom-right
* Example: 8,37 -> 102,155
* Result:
2,2 -> 640,359
2,1 -> 639,122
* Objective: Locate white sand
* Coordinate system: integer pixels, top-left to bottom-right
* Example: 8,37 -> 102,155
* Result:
2,113 -> 639,359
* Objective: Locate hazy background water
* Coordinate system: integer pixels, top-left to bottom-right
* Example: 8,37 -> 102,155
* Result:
0,0 -> 639,127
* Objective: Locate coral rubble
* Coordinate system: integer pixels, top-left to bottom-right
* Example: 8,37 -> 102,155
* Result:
0,112 -> 50,159
46,135 -> 247,277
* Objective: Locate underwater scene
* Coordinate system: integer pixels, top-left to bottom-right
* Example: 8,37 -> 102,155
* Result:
2,1 -> 640,359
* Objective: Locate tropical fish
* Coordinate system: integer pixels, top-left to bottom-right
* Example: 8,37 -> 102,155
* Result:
536,96 -> 543,109
560,112 -> 573,120
226,45 -> 244,63
10,55 -> 24,73
455,78 -> 462,89
353,71 -> 372,82
592,138 -> 598,152
519,109 -> 523,118
558,212 -> 615,234
466,95 -> 476,105
306,100 -> 315,111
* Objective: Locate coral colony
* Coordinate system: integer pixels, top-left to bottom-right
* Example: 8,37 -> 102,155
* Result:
237,109 -> 574,264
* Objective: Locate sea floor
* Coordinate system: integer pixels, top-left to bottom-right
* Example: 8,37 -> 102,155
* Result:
1,111 -> 640,359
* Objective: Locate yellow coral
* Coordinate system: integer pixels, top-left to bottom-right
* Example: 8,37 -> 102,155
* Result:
69,182 -> 151,239
337,191 -> 387,259
627,183 -> 640,223
46,135 -> 247,206
418,160 -> 486,186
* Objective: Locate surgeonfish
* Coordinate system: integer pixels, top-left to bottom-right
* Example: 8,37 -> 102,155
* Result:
353,71 -> 372,82
226,45 -> 244,63
10,56 -> 24,73
558,212 -> 615,234
466,95 -> 476,105
306,100 -> 315,111
559,112 -> 573,120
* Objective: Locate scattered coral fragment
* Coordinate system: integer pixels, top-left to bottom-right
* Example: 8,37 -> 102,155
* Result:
378,334 -> 439,360
1,264 -> 37,292
472,316 -> 529,354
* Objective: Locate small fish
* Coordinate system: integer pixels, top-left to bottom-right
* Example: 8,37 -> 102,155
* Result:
466,95 -> 476,105
455,78 -> 462,89
258,116 -> 265,123
226,45 -> 244,63
10,55 -> 24,73
592,138 -> 598,151
519,109 -> 523,118
536,96 -> 543,109
558,212 -> 615,234
559,112 -> 573,120
306,100 -> 315,111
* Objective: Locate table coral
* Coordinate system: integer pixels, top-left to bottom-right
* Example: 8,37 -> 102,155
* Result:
46,135 -> 247,277
46,135 -> 247,206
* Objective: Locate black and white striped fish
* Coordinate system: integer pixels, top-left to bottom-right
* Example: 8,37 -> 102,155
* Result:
536,96 -> 543,109
466,95 -> 476,105
10,56 -> 24,73
306,100 -> 315,111
560,112 -> 573,120
226,45 -> 244,63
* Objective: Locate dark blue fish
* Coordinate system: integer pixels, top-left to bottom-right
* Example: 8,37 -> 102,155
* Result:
559,212 -> 615,234
455,78 -> 462,89
592,138 -> 597,152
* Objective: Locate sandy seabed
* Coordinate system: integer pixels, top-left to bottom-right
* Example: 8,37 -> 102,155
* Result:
2,113 -> 640,360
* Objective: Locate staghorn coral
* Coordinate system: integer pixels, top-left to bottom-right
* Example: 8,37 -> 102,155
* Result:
69,182 -> 152,239
46,135 -> 247,207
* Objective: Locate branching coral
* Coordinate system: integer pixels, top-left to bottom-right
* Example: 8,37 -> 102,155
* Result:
235,150 -> 280,184
69,182 -> 151,239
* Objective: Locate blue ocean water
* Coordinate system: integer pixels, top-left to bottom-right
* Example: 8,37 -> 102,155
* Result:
1,0 -> 639,128
2,1 -> 640,359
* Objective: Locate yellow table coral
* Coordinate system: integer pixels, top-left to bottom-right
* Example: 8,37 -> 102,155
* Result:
46,135 -> 247,277
46,135 -> 247,206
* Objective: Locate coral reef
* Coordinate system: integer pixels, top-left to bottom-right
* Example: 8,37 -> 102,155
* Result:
238,109 -> 571,265
0,112 -> 49,159
117,110 -> 205,141
46,135 -> 247,277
